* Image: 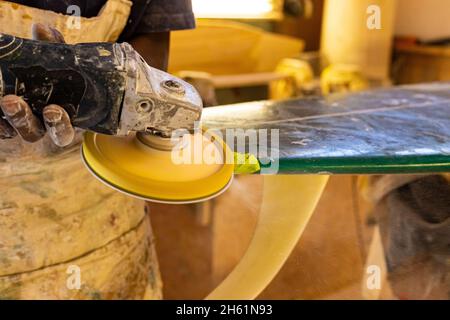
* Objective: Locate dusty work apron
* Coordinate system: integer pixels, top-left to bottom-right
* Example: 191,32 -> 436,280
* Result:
0,0 -> 162,299
0,0 -> 132,43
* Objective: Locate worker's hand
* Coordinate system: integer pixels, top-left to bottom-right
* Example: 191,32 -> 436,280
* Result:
0,24 -> 75,147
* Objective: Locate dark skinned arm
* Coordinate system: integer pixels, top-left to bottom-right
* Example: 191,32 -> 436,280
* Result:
129,32 -> 170,72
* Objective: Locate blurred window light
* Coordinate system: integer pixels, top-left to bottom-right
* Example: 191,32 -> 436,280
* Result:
192,0 -> 283,20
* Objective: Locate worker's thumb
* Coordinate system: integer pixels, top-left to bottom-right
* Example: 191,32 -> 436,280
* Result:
31,23 -> 66,43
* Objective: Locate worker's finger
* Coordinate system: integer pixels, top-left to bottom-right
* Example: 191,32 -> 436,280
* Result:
43,105 -> 75,147
0,117 -> 17,139
0,95 -> 46,142
31,23 -> 66,43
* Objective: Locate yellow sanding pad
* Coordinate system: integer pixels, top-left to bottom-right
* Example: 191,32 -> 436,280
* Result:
81,131 -> 234,204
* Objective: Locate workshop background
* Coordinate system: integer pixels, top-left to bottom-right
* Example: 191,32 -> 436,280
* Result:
146,0 -> 450,300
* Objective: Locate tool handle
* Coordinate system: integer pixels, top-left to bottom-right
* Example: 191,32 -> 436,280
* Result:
0,33 -> 126,134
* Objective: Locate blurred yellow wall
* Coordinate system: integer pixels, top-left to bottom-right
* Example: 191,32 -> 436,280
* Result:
395,0 -> 450,41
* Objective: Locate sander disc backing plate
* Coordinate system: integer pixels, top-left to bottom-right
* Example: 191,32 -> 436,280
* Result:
81,130 -> 234,204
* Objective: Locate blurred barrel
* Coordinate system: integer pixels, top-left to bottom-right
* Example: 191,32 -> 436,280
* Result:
321,0 -> 397,82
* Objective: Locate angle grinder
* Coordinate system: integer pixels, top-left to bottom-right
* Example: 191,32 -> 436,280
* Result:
0,34 -> 234,203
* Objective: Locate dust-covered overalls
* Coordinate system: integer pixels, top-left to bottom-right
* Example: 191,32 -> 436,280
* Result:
0,0 -> 195,299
